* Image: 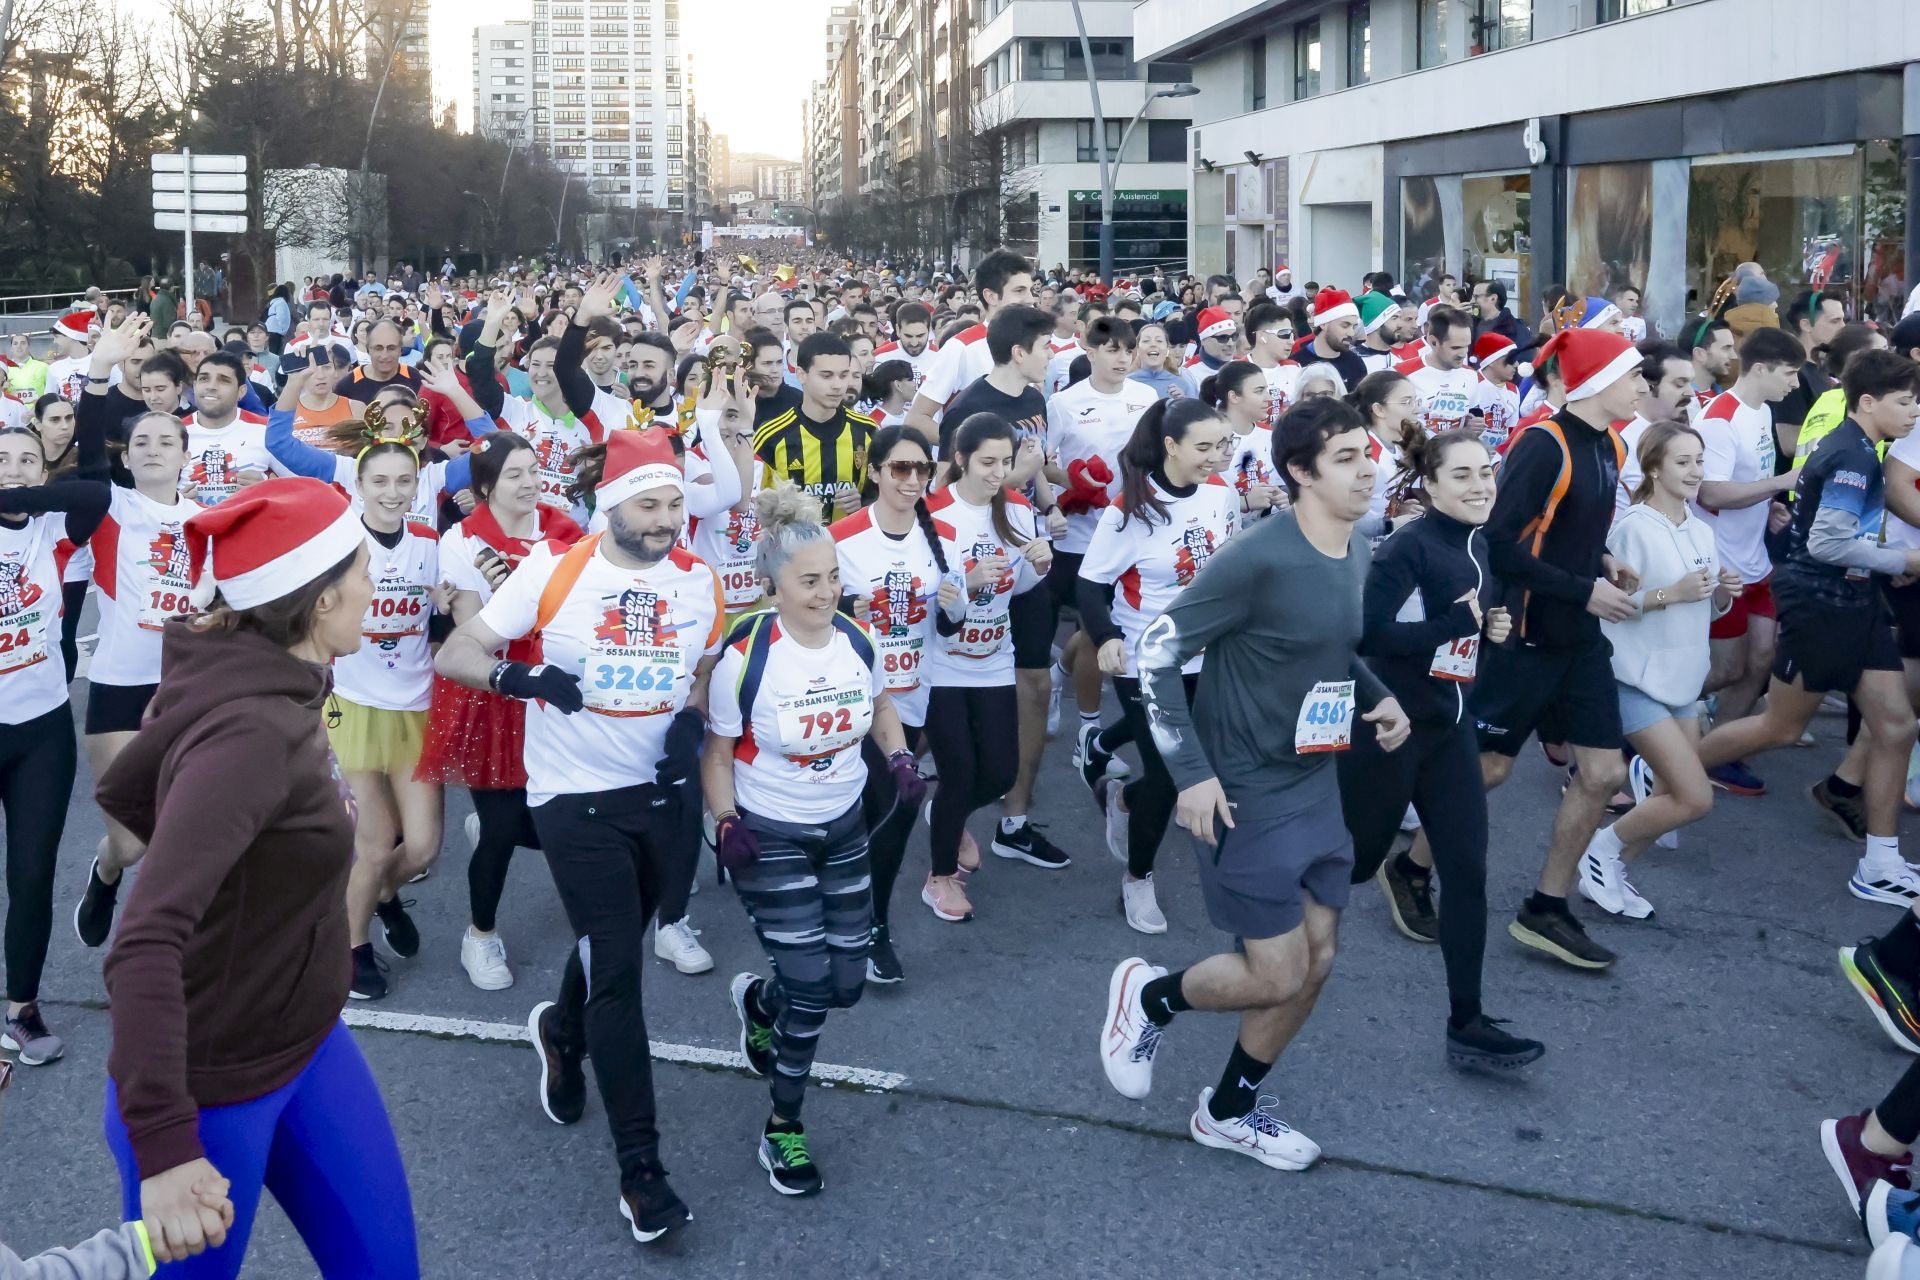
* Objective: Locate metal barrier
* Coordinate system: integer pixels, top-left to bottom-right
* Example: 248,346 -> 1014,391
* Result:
0,287 -> 140,317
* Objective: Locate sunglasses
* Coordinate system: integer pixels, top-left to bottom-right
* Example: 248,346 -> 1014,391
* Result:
879,460 -> 934,480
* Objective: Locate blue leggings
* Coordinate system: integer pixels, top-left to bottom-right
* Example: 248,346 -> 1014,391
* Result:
104,1021 -> 418,1280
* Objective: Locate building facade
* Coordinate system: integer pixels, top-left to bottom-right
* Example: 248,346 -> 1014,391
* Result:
1134,0 -> 1920,334
473,21 -> 535,142
367,0 -> 432,82
804,4 -> 862,215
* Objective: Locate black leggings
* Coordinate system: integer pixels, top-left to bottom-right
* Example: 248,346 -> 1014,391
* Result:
467,787 -> 541,934
923,684 -> 1018,877
60,579 -> 86,683
652,782 -> 701,925
2,703 -> 76,1004
1878,1058 -> 1920,1147
859,725 -> 923,926
1337,715 -> 1489,1010
1113,674 -> 1195,880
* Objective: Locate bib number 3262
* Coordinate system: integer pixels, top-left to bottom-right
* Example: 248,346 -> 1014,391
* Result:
1294,680 -> 1355,754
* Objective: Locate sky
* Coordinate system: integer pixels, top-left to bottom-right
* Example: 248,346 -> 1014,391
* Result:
431,0 -> 833,158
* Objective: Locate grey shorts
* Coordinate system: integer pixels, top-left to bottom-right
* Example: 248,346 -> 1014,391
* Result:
1617,683 -> 1696,737
1190,806 -> 1353,942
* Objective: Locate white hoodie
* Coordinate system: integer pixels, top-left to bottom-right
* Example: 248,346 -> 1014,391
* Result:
1602,502 -> 1727,708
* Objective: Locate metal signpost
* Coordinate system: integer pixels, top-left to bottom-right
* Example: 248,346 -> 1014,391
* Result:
151,151 -> 248,313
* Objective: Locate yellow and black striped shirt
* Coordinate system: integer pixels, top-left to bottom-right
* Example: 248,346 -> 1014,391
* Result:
753,402 -> 877,518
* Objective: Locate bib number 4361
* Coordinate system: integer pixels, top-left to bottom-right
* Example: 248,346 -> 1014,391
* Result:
1294,680 -> 1355,754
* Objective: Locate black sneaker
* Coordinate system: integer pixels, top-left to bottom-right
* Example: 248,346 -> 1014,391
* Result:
865,924 -> 904,985
73,858 -> 120,949
375,896 -> 419,959
1076,723 -> 1115,801
1377,856 -> 1438,944
1841,942 -> 1920,1054
1445,1015 -> 1546,1071
730,973 -> 777,1077
1508,903 -> 1616,970
349,943 -> 390,1000
526,1000 -> 586,1124
758,1123 -> 824,1196
990,820 -> 1071,869
619,1166 -> 692,1243
1812,778 -> 1871,841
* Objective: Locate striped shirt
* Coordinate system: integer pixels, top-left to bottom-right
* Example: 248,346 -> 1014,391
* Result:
753,401 -> 876,520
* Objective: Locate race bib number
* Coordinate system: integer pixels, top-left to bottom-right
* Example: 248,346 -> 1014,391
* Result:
140,588 -> 195,632
138,525 -> 196,631
1430,634 -> 1478,683
718,563 -> 759,608
584,649 -> 682,716
0,561 -> 50,675
952,611 -> 1009,659
1294,680 -> 1355,754
363,582 -> 429,638
1424,387 -> 1472,429
772,682 -> 873,761
877,632 -> 923,691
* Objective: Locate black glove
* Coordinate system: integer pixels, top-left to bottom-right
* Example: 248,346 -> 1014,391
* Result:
655,708 -> 704,786
490,660 -> 583,714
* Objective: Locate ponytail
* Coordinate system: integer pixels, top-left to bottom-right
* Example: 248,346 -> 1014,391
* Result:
1388,426 -> 1485,511
1200,361 -> 1262,412
1117,398 -> 1229,530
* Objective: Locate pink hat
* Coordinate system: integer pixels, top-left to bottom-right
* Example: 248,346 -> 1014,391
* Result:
595,428 -> 684,509
1536,329 -> 1640,402
185,478 -> 363,610
51,310 -> 92,344
1195,307 -> 1237,342
1311,287 -> 1359,328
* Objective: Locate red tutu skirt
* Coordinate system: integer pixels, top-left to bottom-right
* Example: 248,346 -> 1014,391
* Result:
415,674 -> 527,790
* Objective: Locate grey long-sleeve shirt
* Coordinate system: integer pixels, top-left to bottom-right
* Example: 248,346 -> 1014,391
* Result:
1,1224 -> 153,1280
1138,509 -> 1389,821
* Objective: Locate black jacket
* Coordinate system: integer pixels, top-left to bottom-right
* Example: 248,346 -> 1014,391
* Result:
1358,509 -> 1493,724
1485,409 -> 1622,649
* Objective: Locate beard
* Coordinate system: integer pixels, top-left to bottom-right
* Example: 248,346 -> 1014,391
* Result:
628,373 -> 667,405
606,505 -> 676,564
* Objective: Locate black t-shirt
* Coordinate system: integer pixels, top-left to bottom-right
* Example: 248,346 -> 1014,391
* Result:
335,364 -> 422,403
1293,340 -> 1369,394
939,375 -> 1046,456
752,382 -> 802,428
1770,363 -> 1833,438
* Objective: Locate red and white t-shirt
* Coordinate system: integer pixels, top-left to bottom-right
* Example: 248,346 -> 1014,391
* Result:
180,411 -> 280,505
1693,390 -> 1778,584
1046,378 -> 1158,554
1396,354 -> 1481,434
0,513 -> 69,723
500,387 -> 628,522
922,488 -> 1044,689
871,340 -> 934,387
1228,427 -> 1280,531
1250,359 -> 1300,428
915,323 -> 991,420
709,617 -> 885,823
478,538 -> 724,805
1471,379 -> 1521,455
86,487 -> 205,687
832,505 -> 946,727
1078,478 -> 1237,677
687,460 -> 766,614
333,523 -> 440,713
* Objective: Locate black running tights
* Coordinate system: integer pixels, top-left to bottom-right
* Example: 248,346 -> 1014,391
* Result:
922,684 -> 1017,877
467,787 -> 541,934
2,704 -> 75,1004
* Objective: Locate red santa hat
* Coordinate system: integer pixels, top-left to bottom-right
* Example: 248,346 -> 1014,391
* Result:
1195,306 -> 1237,342
594,427 -> 684,510
51,310 -> 93,344
1311,287 -> 1359,329
1537,329 -> 1640,403
1469,332 -> 1517,369
185,478 -> 363,611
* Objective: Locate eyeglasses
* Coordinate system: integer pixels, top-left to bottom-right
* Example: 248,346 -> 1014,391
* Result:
880,460 -> 934,480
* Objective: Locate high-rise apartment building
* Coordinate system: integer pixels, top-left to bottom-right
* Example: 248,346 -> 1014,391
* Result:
367,0 -> 432,81
803,3 -> 860,214
472,21 -> 535,142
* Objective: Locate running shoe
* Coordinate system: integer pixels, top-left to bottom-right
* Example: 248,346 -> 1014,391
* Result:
921,874 -> 974,922
1189,1088 -> 1320,1171
1866,1178 -> 1920,1248
1708,760 -> 1767,796
1,1003 -> 63,1066
1824,1112 -> 1911,1214
1377,857 -> 1438,944
526,999 -> 585,1125
349,943 -> 390,1001
1121,875 -> 1167,935
1100,957 -> 1165,1100
866,924 -> 904,985
654,918 -> 714,974
1867,1232 -> 1918,1280
730,973 -> 777,1078
619,1166 -> 691,1243
1576,839 -> 1654,920
758,1124 -> 824,1196
1509,904 -> 1616,970
1814,778 -> 1873,841
375,896 -> 420,959
1103,778 -> 1128,863
461,928 -> 513,991
1853,862 -> 1920,906
1626,755 -> 1679,851
991,820 -> 1070,869
73,857 -> 119,949
1445,1015 -> 1545,1072
1841,942 -> 1920,1054
1073,722 -> 1127,796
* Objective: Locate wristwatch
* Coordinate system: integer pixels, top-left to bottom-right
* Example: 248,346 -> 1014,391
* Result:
1653,588 -> 1667,607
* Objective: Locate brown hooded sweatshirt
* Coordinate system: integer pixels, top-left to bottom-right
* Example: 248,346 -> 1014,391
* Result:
98,619 -> 354,1180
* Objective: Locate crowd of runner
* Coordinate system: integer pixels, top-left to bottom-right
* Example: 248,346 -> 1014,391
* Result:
4,246 -> 1920,1277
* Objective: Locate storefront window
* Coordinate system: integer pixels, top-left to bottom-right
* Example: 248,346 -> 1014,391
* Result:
1567,161 -> 1652,307
1861,139 -> 1906,327
1686,150 -> 1857,323
1069,188 -> 1188,273
1401,175 -> 1447,296
1462,173 -> 1530,316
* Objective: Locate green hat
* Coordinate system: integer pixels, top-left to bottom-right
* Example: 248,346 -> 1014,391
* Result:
1357,290 -> 1397,335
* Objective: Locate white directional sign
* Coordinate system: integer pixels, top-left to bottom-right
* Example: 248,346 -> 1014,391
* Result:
151,152 -> 247,173
152,171 -> 246,193
152,190 -> 247,213
154,212 -> 249,234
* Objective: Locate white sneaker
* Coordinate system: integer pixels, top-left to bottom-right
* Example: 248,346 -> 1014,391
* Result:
1104,778 -> 1128,863
461,927 -> 513,990
1576,837 -> 1652,919
1189,1087 -> 1321,1171
1100,957 -> 1165,1099
1906,743 -> 1920,811
464,811 -> 481,854
1626,756 -> 1679,851
654,918 -> 714,974
1851,860 -> 1920,906
1122,875 -> 1167,935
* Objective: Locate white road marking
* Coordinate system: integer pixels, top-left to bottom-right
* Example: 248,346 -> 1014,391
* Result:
340,1007 -> 908,1091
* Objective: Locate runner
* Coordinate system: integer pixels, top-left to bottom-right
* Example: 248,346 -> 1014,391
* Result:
903,248 -> 1034,439
1241,302 -> 1301,426
704,484 -> 922,1195
1076,397 -> 1237,933
831,424 -> 951,980
1201,362 -> 1285,532
435,427 -> 721,1245
1336,427 -> 1545,1069
752,332 -> 874,523
1467,332 -> 1522,455
1129,323 -> 1199,401
179,352 -> 279,506
920,413 -> 1054,920
1293,288 -> 1369,393
97,478 -> 418,1276
1394,305 -> 1481,436
1099,394 -> 1408,1167
1349,369 -> 1424,540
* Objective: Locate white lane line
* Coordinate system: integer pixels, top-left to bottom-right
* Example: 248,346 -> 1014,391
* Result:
339,1007 -> 908,1091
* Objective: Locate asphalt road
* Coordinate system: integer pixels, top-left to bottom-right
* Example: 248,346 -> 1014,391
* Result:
0,665 -> 1901,1280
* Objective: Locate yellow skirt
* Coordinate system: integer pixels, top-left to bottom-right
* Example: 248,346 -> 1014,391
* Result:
326,696 -> 426,775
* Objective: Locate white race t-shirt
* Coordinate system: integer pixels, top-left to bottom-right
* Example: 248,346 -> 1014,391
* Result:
1046,378 -> 1158,554
87,486 -> 205,687
46,355 -> 90,403
1693,390 -> 1777,583
871,340 -> 934,388
180,411 -> 281,505
0,513 -> 68,723
1252,359 -> 1300,428
1228,427 -> 1281,531
500,387 -> 629,523
915,324 -> 991,420
921,488 -> 1044,689
831,505 -> 945,726
332,524 -> 440,712
1078,478 -> 1237,676
1396,355 -> 1481,434
1472,378 -> 1522,456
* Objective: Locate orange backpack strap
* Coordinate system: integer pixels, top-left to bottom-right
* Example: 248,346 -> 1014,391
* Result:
534,533 -> 601,635
1517,422 -> 1574,559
